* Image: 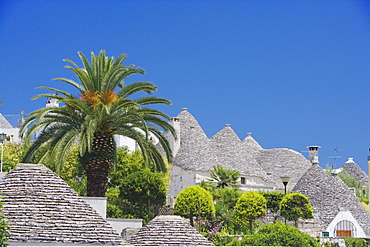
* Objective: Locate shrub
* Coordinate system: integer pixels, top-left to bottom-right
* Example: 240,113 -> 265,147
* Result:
242,221 -> 320,247
344,237 -> 367,247
0,199 -> 9,246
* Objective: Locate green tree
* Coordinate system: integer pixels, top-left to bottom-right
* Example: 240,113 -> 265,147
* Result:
241,221 -> 320,247
233,191 -> 267,234
1,142 -> 25,172
119,170 -> 167,221
174,186 -> 215,226
260,191 -> 284,212
210,187 -> 242,235
280,192 -> 314,227
0,198 -> 9,246
209,165 -> 240,188
20,50 -> 175,197
338,171 -> 368,200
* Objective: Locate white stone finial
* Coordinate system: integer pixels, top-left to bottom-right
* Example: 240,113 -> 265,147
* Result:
225,124 -> 231,127
247,132 -> 252,136
182,108 -> 188,111
346,158 -> 354,163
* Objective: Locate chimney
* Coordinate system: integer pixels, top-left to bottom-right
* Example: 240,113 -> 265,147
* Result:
169,117 -> 181,158
307,146 -> 320,165
46,97 -> 59,108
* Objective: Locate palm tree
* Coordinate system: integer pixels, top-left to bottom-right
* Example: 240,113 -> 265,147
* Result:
21,50 -> 175,197
209,165 -> 240,188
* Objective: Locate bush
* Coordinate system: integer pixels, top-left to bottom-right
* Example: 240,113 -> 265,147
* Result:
241,222 -> 320,247
209,233 -> 237,246
0,199 -> 9,246
344,237 -> 367,247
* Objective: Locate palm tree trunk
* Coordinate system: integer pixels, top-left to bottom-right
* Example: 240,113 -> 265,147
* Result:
85,133 -> 114,197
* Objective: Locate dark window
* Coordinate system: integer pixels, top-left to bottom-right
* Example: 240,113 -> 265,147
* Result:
240,177 -> 246,184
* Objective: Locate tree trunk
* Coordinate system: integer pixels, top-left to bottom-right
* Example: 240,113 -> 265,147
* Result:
294,219 -> 299,228
249,220 -> 253,234
85,133 -> 114,197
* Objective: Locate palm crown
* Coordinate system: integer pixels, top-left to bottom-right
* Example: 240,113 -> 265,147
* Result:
21,50 -> 175,196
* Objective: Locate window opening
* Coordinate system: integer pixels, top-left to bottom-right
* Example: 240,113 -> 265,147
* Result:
334,220 -> 356,237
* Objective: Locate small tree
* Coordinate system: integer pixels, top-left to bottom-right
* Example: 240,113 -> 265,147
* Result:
119,170 -> 167,221
174,186 -> 215,226
280,192 -> 314,227
233,191 -> 267,234
260,191 -> 284,213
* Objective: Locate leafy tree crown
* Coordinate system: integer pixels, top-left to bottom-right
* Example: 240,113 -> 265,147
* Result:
174,186 -> 215,217
280,192 -> 314,222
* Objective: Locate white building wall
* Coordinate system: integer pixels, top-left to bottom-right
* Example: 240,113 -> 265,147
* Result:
325,210 -> 367,238
169,165 -> 197,198
0,127 -> 21,143
169,166 -> 276,197
238,175 -> 275,192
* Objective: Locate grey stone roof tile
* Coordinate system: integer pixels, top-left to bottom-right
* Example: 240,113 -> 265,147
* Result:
0,163 -> 125,245
293,164 -> 370,236
340,158 -> 368,185
173,111 -> 273,182
256,148 -> 312,190
129,215 -> 214,246
0,113 -> 13,128
242,133 -> 263,150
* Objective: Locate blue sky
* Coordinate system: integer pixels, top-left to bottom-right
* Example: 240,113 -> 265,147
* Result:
0,0 -> 369,173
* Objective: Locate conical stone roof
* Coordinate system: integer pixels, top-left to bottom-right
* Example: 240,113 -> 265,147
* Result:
0,163 -> 125,245
340,158 -> 368,185
129,215 -> 214,246
293,164 -> 370,236
0,113 -> 13,128
243,133 -> 263,150
172,110 -> 274,183
173,109 -> 218,171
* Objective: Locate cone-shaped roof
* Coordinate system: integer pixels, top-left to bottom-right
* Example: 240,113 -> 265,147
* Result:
173,109 -> 217,171
243,132 -> 263,150
341,158 -> 368,185
0,113 -> 13,128
172,110 -> 273,182
256,148 -> 312,190
129,215 -> 214,246
293,164 -> 370,236
0,164 -> 125,245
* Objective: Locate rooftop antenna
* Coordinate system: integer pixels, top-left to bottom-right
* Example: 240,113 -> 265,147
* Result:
328,147 -> 343,169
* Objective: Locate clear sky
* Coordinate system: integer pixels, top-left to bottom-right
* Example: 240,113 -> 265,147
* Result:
0,0 -> 369,173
